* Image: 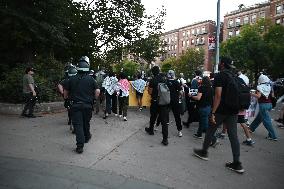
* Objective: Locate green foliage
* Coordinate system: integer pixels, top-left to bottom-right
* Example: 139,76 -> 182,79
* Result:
113,59 -> 139,80
160,48 -> 204,80
221,19 -> 284,80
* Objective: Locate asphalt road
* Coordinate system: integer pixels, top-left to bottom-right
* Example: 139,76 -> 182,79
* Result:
0,105 -> 284,189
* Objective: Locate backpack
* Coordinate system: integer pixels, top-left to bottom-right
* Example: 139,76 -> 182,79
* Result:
157,82 -> 171,105
223,71 -> 251,111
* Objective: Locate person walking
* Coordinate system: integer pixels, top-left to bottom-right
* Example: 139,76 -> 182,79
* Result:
145,66 -> 170,145
193,57 -> 245,174
131,74 -> 146,111
249,74 -> 278,141
102,71 -> 118,119
117,72 -> 130,121
21,67 -> 37,118
167,70 -> 183,137
64,56 -> 100,154
190,76 -> 213,139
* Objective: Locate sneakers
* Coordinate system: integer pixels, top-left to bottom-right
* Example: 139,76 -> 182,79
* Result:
154,125 -> 159,131
178,131 -> 183,137
275,118 -> 283,123
114,114 -> 118,117
265,136 -> 278,141
123,116 -> 127,121
225,161 -> 245,174
139,107 -> 143,111
193,133 -> 203,139
242,140 -> 255,146
75,146 -> 83,154
193,149 -> 208,161
278,124 -> 284,129
119,115 -> 122,118
161,139 -> 169,146
210,140 -> 220,148
145,127 -> 154,135
216,132 -> 226,139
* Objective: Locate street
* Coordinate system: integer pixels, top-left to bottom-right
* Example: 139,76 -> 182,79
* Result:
0,107 -> 284,189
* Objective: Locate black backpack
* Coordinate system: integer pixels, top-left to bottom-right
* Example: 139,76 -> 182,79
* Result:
223,71 -> 251,111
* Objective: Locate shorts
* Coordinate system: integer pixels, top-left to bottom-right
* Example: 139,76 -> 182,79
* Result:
237,115 -> 246,124
136,92 -> 143,98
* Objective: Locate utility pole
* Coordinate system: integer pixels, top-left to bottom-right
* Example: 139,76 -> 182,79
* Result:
215,0 -> 221,73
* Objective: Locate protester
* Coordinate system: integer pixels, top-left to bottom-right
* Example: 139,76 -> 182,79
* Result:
167,70 -> 183,137
145,66 -> 170,145
21,67 -> 37,118
193,57 -> 245,174
249,74 -> 278,141
64,56 -> 100,154
190,76 -> 213,139
102,71 -> 118,119
131,74 -> 146,111
117,72 -> 130,121
183,70 -> 202,127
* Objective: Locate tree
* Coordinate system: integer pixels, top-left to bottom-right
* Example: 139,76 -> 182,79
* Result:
264,25 -> 284,77
220,19 -> 273,81
161,57 -> 176,73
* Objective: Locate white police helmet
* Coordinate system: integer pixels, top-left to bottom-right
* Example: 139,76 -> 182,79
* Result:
77,56 -> 90,72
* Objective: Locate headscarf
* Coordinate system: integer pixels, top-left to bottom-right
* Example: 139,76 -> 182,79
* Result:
131,79 -> 146,94
257,74 -> 271,98
118,78 -> 129,95
102,76 -> 118,95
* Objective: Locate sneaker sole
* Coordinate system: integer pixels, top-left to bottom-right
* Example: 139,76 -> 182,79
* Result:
226,166 -> 245,174
193,152 -> 209,161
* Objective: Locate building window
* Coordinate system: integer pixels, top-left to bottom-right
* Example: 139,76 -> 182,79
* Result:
191,29 -> 195,35
229,19 -> 234,27
228,31 -> 233,38
182,31 -> 185,37
276,5 -> 282,15
174,44 -> 177,50
259,11 -> 265,18
276,18 -> 281,24
200,37 -> 205,44
196,38 -> 200,44
196,28 -> 200,34
236,30 -> 240,36
174,53 -> 176,57
191,39 -> 195,45
201,26 -> 206,33
182,41 -> 185,47
243,16 -> 249,24
186,40 -> 189,47
235,17 -> 241,26
186,31 -> 190,36
251,14 -> 257,23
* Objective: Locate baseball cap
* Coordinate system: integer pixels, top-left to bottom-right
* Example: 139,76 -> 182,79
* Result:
220,57 -> 235,69
25,67 -> 35,73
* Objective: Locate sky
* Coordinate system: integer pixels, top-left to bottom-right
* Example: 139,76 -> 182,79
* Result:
141,0 -> 268,31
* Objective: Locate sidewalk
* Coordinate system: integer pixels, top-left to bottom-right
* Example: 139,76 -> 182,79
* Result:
0,107 -> 284,189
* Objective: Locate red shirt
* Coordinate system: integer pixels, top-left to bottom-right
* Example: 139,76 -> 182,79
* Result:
258,93 -> 272,103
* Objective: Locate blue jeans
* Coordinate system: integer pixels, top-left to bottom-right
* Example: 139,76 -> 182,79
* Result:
197,106 -> 211,136
250,103 -> 277,139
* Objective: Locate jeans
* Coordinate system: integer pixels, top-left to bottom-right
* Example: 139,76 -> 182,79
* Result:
250,103 -> 277,139
22,93 -> 36,115
118,96 -> 129,117
170,102 -> 182,131
149,100 -> 169,140
202,113 -> 240,163
105,92 -> 117,114
71,106 -> 93,147
197,106 -> 211,136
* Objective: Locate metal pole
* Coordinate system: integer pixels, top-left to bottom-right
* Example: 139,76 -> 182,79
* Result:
215,0 -> 221,73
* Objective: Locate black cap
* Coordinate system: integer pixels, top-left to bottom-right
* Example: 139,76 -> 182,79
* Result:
25,67 -> 35,73
220,57 -> 235,69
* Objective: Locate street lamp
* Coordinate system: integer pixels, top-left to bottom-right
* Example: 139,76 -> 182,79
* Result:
215,0 -> 221,73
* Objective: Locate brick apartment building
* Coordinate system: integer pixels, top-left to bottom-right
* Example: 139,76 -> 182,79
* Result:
223,0 -> 284,41
160,20 -> 216,72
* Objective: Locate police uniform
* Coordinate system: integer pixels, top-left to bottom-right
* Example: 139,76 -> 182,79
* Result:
64,57 -> 99,153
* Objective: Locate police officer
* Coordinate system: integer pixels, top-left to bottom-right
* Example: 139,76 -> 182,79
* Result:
58,64 -> 77,129
64,56 -> 100,154
21,67 -> 37,118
